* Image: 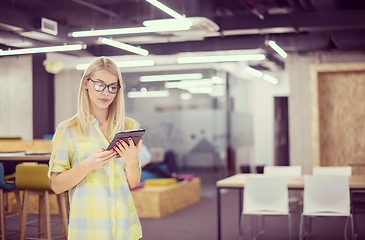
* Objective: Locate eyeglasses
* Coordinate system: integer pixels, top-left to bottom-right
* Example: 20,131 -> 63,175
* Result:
88,78 -> 120,94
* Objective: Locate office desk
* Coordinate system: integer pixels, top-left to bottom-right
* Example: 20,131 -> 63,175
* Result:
216,173 -> 365,240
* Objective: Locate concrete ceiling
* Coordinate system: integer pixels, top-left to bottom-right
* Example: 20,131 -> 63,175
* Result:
0,0 -> 365,60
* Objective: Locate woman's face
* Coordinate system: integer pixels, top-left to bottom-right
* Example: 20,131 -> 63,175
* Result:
85,69 -> 119,113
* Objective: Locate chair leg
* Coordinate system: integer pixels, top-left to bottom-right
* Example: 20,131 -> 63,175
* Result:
350,215 -> 355,240
239,213 -> 244,238
44,191 -> 51,240
20,191 -> 30,240
299,214 -> 304,240
14,190 -> 22,224
0,189 -> 5,240
39,194 -> 46,239
288,213 -> 292,240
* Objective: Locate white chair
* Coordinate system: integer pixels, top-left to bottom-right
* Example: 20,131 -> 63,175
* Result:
264,165 -> 302,176
239,175 -> 292,240
299,175 -> 354,240
312,166 -> 352,176
264,165 -> 303,211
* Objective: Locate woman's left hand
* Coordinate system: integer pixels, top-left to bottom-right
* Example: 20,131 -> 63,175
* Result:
113,138 -> 142,166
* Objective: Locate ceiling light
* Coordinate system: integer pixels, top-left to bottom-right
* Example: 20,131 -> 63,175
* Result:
76,59 -> 155,70
140,73 -> 203,82
145,0 -> 188,22
99,37 -> 149,56
143,19 -> 192,28
188,87 -> 213,94
180,93 -> 192,100
177,54 -> 266,64
211,76 -> 223,84
245,67 -> 263,78
263,74 -> 278,84
165,79 -> 213,89
267,40 -> 287,59
245,67 -> 278,85
0,44 -> 86,56
70,24 -> 191,37
127,90 -> 169,98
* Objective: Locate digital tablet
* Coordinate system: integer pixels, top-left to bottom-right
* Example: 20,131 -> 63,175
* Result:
106,129 -> 146,150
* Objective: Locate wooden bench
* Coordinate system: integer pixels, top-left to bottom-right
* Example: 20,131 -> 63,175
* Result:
131,177 -> 201,218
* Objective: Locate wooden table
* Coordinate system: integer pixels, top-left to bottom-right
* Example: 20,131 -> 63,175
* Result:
216,173 -> 365,240
0,154 -> 51,163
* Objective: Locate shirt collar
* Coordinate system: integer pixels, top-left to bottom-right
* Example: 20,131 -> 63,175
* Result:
90,115 -> 98,125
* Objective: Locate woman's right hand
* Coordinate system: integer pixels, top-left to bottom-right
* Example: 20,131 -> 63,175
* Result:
83,148 -> 116,171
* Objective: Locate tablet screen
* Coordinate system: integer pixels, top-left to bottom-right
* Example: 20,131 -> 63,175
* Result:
106,129 -> 146,150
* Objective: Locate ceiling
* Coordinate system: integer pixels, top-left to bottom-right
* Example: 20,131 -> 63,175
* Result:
1,0 -> 365,62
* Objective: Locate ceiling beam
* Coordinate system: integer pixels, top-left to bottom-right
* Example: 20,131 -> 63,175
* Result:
217,10 -> 365,34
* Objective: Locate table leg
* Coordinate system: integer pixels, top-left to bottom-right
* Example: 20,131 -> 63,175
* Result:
217,187 -> 221,240
239,188 -> 242,220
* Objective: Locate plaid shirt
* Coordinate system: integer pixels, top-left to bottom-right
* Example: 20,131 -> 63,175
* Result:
48,116 -> 142,240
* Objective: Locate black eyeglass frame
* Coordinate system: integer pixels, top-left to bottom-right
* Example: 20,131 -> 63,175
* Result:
87,78 -> 121,94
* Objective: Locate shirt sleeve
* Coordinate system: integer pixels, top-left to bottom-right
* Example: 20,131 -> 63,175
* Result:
47,124 -> 74,179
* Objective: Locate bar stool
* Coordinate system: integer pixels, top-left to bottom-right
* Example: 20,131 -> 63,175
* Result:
0,163 -> 22,240
15,163 -> 68,240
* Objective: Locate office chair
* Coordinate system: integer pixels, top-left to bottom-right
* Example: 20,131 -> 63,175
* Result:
299,175 -> 354,240
239,175 -> 292,240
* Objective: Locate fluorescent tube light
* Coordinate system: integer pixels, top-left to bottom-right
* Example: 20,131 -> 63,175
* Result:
188,87 -> 213,94
245,67 -> 278,85
146,0 -> 188,22
143,19 -> 192,28
177,54 -> 266,64
127,90 -> 169,98
211,76 -> 223,84
165,79 -> 213,89
76,59 -> 155,70
99,38 -> 149,56
0,44 -> 86,56
71,24 -> 190,37
245,67 -> 263,78
180,93 -> 192,100
263,74 -> 278,84
140,73 -> 203,82
267,40 -> 287,59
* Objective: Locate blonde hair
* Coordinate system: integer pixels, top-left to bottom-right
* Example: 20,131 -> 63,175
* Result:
66,56 -> 129,141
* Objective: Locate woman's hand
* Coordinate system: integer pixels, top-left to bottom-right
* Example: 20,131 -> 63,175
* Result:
82,149 -> 116,171
114,138 -> 142,169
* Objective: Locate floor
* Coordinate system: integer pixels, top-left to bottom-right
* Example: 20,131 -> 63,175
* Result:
3,168 -> 365,240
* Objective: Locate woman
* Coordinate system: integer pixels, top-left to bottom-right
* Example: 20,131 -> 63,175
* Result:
48,56 -> 143,240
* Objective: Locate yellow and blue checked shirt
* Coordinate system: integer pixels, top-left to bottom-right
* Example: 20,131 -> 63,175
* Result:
48,116 -> 142,240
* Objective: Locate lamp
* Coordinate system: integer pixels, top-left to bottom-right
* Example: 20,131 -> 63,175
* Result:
145,0 -> 189,22
76,59 -> 155,70
266,40 -> 287,59
127,90 -> 169,98
140,73 -> 203,82
177,54 -> 266,64
245,67 -> 278,85
165,79 -> 213,89
245,67 -> 263,78
0,44 -> 86,56
70,24 -> 190,37
99,38 -> 149,56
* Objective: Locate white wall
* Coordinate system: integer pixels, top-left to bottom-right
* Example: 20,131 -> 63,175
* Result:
0,56 -> 33,140
54,70 -> 82,126
251,70 -> 290,166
